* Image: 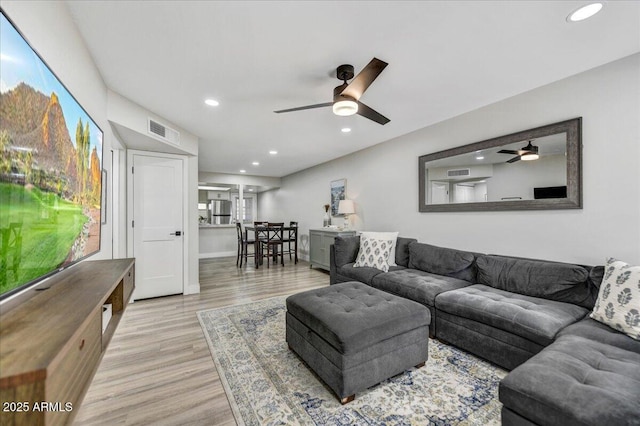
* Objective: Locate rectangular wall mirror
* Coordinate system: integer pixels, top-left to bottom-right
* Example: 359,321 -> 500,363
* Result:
419,118 -> 582,212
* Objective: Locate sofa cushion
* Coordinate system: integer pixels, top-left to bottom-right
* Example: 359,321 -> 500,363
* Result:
336,263 -> 385,285
436,310 -> 544,370
476,255 -> 595,307
590,258 -> 640,340
370,268 -> 471,307
436,284 -> 588,346
334,236 -> 361,268
408,242 -> 479,282
559,317 -> 640,353
499,334 -> 640,426
333,236 -> 417,269
395,237 -> 417,267
589,265 -> 605,290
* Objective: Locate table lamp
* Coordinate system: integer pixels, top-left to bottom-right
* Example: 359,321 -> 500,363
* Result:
338,200 -> 355,230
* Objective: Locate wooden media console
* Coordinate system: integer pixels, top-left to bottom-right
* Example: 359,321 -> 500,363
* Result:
0,258 -> 135,425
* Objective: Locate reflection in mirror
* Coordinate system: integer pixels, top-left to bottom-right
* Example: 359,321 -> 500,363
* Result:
426,133 -> 566,204
419,118 -> 582,212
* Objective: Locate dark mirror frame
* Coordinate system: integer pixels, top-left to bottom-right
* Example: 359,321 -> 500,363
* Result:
419,117 -> 582,212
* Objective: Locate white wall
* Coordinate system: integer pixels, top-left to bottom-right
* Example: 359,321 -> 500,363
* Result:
2,1 -> 114,259
107,90 -> 199,156
488,155 -> 566,201
186,155 -> 199,293
261,54 -> 640,266
198,172 -> 281,191
108,92 -> 201,295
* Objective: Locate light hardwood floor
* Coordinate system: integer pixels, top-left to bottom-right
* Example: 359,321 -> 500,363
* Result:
74,257 -> 329,425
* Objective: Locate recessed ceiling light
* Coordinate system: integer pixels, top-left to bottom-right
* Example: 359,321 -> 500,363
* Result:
567,3 -> 603,22
204,99 -> 219,106
269,150 -> 278,155
239,169 -> 246,173
476,156 -> 484,160
248,188 -> 254,192
341,127 -> 352,133
252,161 -> 260,166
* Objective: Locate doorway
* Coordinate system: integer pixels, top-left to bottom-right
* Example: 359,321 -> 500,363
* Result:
431,182 -> 449,204
128,151 -> 186,300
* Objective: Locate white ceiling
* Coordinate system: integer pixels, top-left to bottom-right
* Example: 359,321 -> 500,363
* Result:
66,1 -> 640,178
426,133 -> 567,169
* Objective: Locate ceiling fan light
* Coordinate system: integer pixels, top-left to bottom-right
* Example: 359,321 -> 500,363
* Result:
521,153 -> 539,161
333,100 -> 358,116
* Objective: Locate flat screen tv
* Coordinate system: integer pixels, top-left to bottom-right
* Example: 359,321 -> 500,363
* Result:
0,9 -> 103,303
534,186 -> 567,199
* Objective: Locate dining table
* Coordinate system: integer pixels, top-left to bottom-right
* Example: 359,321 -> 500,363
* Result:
244,224 -> 297,268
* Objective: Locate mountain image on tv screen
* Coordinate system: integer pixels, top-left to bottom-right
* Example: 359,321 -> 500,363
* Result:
0,11 -> 103,297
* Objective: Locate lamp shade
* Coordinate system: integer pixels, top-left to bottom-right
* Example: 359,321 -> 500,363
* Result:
338,199 -> 355,215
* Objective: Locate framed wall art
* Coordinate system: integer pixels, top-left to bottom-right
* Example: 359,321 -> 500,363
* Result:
330,179 -> 346,216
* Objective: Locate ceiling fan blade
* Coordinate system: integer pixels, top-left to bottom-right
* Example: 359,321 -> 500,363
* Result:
507,156 -> 521,163
497,149 -> 519,155
274,102 -> 333,113
356,101 -> 390,125
340,57 -> 388,101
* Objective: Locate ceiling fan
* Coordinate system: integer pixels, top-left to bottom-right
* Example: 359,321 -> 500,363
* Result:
497,140 -> 540,163
274,57 -> 390,125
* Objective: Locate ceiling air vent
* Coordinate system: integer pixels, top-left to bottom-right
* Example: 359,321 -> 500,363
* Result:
148,118 -> 181,146
447,168 -> 471,177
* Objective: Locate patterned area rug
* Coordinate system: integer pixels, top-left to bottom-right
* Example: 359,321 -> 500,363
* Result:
197,296 -> 507,425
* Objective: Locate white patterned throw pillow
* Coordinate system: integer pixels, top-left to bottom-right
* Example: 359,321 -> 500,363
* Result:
359,231 -> 399,266
590,258 -> 640,340
353,237 -> 395,272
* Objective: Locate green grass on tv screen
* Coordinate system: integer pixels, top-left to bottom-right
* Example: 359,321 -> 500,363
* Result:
0,183 -> 88,294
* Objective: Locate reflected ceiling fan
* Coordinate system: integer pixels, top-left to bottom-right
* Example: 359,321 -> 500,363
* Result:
497,140 -> 539,163
274,57 -> 390,125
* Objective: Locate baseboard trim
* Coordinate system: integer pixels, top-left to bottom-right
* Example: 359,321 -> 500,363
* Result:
199,251 -> 236,259
185,282 -> 201,295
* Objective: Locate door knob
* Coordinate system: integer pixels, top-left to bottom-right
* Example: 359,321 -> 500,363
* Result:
170,231 -> 182,236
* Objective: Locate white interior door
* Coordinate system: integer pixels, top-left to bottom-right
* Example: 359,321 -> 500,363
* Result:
431,182 -> 449,204
132,154 -> 184,300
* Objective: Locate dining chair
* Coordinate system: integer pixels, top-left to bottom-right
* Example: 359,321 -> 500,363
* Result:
259,222 -> 285,268
253,221 -> 269,268
235,222 -> 255,267
285,221 -> 298,264
235,222 -> 243,266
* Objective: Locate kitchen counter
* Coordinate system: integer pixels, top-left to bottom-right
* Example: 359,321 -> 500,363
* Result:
199,224 -> 237,258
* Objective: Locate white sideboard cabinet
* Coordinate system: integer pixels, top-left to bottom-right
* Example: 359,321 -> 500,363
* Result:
309,228 -> 357,271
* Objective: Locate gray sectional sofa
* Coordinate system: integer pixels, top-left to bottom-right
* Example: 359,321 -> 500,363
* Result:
329,235 -> 640,426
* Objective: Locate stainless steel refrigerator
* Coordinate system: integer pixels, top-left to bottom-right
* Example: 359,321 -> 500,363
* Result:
209,200 -> 232,225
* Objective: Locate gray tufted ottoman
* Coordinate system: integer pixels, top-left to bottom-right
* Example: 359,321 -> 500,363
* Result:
285,281 -> 430,404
